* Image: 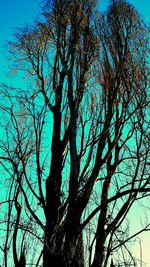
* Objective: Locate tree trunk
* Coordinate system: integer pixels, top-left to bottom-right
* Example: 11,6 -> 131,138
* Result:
63,232 -> 84,267
43,226 -> 84,267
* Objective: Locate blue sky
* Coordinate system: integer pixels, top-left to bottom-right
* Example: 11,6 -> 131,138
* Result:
0,0 -> 41,74
0,0 -> 149,48
0,0 -> 149,79
0,0 -> 40,44
100,0 -> 150,21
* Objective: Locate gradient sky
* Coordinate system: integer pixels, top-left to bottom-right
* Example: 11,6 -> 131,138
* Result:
0,0 -> 149,266
0,0 -> 149,67
0,0 -> 149,71
0,0 -> 149,48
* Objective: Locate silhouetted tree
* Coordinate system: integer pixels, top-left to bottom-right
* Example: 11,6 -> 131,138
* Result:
0,0 -> 149,266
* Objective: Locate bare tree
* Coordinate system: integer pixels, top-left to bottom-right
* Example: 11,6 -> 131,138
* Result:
91,1 -> 150,266
0,0 -> 149,266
